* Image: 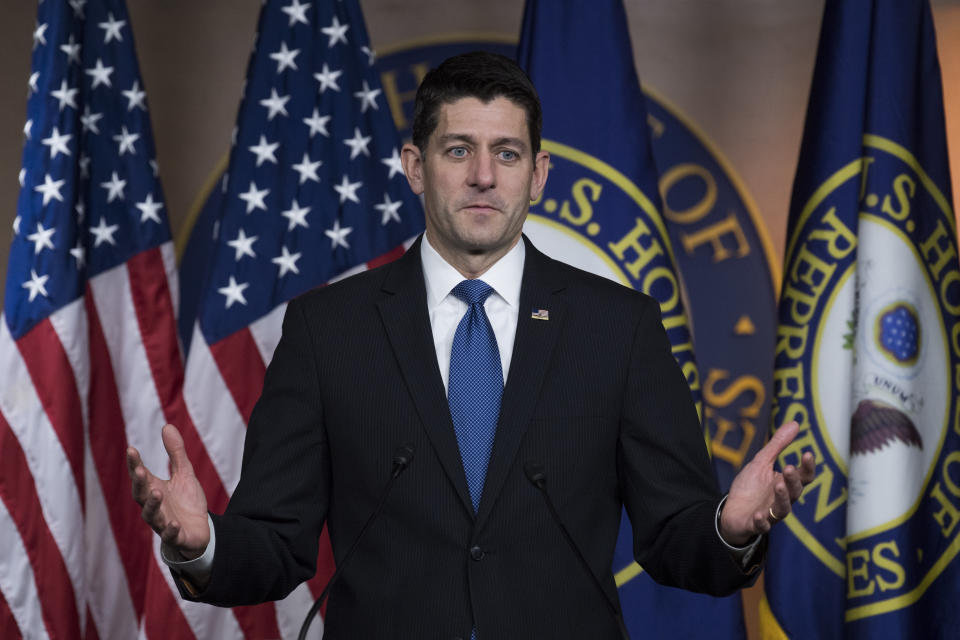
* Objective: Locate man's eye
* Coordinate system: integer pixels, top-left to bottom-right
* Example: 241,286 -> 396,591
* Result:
449,147 -> 467,158
498,150 -> 518,161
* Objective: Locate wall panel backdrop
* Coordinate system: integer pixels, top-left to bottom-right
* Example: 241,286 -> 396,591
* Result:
1,1 -> 958,638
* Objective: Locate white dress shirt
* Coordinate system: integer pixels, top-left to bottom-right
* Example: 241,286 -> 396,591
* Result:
420,231 -> 524,392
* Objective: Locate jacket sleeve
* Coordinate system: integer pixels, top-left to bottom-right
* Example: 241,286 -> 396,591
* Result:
184,296 -> 330,606
617,298 -> 758,595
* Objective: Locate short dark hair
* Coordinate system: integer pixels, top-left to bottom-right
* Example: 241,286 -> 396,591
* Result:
411,51 -> 543,155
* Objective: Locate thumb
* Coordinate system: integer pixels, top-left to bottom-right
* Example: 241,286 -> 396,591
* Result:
755,421 -> 800,466
161,424 -> 194,476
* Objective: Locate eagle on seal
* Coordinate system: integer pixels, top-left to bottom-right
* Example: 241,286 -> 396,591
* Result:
850,398 -> 922,455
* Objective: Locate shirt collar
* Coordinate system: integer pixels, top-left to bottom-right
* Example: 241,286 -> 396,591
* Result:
421,232 -> 525,310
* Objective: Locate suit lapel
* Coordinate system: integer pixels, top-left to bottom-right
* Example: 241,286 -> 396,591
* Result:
376,238 -> 475,516
476,239 -> 566,529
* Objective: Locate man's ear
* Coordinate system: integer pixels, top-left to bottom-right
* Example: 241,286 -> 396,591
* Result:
530,150 -> 550,201
401,143 -> 425,195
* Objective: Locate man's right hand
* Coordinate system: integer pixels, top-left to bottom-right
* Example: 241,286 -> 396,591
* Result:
127,424 -> 210,560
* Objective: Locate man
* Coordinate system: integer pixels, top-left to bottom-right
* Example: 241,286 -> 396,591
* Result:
128,52 -> 814,638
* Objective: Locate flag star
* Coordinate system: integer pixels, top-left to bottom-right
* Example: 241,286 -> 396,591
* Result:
100,171 -> 127,202
343,127 -> 372,160
69,0 -> 87,18
259,88 -> 290,120
374,193 -> 403,225
13,216 -> 21,235
22,270 -> 50,302
303,108 -> 331,137
51,80 -> 79,111
35,173 -> 66,206
313,63 -> 343,93
269,41 -> 300,73
321,15 -> 349,47
33,22 -> 48,49
42,127 -> 72,158
353,80 -> 381,113
81,106 -> 104,134
122,81 -> 147,111
227,228 -> 258,261
85,58 -> 115,89
23,120 -> 33,140
325,219 -> 353,249
75,200 -> 86,222
136,193 -> 164,224
218,276 -> 249,309
381,147 -> 404,179
281,199 -> 311,230
291,152 -> 322,184
231,126 -> 239,146
333,175 -> 362,204
113,125 -> 140,156
70,242 -> 85,268
361,45 -> 376,66
149,159 -> 159,176
79,155 -> 91,179
281,0 -> 310,26
28,72 -> 39,94
238,181 -> 269,213
90,216 -> 120,247
273,246 -> 302,277
99,13 -> 126,43
27,222 -> 56,254
18,169 -> 25,188
248,135 -> 279,166
60,35 -> 82,65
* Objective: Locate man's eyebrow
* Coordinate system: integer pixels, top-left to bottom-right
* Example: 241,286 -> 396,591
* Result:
436,133 -> 529,151
436,133 -> 477,146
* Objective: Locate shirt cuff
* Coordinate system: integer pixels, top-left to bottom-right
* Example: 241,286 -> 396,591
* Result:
714,495 -> 763,571
160,514 -> 216,589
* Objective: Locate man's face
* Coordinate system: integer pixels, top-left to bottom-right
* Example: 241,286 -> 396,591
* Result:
402,97 -> 549,266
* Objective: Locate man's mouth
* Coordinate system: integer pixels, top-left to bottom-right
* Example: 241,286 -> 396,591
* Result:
461,202 -> 501,213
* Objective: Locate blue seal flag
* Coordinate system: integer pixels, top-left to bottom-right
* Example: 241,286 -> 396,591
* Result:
765,1 -> 960,638
517,1 -> 746,638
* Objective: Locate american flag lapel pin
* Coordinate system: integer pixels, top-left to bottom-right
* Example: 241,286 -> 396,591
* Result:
531,308 -> 549,321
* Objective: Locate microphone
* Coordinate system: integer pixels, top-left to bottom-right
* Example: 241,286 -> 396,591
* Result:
297,444 -> 415,640
524,461 -> 630,640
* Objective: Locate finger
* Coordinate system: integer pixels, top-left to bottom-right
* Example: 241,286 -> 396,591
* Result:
754,421 -> 800,466
160,520 -> 181,547
783,465 -> 804,502
772,478 -> 791,519
799,451 -> 817,484
141,488 -> 166,533
126,446 -> 142,476
161,424 -> 194,477
130,465 -> 152,505
754,510 -> 772,535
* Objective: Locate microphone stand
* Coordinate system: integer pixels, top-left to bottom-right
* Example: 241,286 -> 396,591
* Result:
297,445 -> 415,640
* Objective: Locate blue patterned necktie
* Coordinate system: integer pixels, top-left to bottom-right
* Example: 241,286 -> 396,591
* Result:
448,279 -> 503,513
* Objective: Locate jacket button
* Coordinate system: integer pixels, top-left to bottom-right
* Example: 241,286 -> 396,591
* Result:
469,545 -> 484,561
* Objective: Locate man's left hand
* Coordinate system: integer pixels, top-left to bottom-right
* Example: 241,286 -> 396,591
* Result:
719,420 -> 816,546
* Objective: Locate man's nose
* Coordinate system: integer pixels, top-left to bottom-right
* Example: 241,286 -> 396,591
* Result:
467,152 -> 496,189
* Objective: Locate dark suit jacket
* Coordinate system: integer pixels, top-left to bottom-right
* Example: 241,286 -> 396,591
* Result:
188,236 -> 755,639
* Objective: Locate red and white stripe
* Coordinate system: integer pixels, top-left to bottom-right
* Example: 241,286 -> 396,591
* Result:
0,240 -> 410,638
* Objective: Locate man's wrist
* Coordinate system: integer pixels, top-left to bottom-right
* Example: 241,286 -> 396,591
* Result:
715,495 -> 763,571
160,514 -> 216,580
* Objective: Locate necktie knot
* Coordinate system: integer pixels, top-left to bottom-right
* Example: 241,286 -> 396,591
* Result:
452,279 -> 495,306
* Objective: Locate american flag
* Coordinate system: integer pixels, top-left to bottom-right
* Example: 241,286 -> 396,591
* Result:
175,0 -> 424,637
0,0 -> 209,637
1,0 -> 423,638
